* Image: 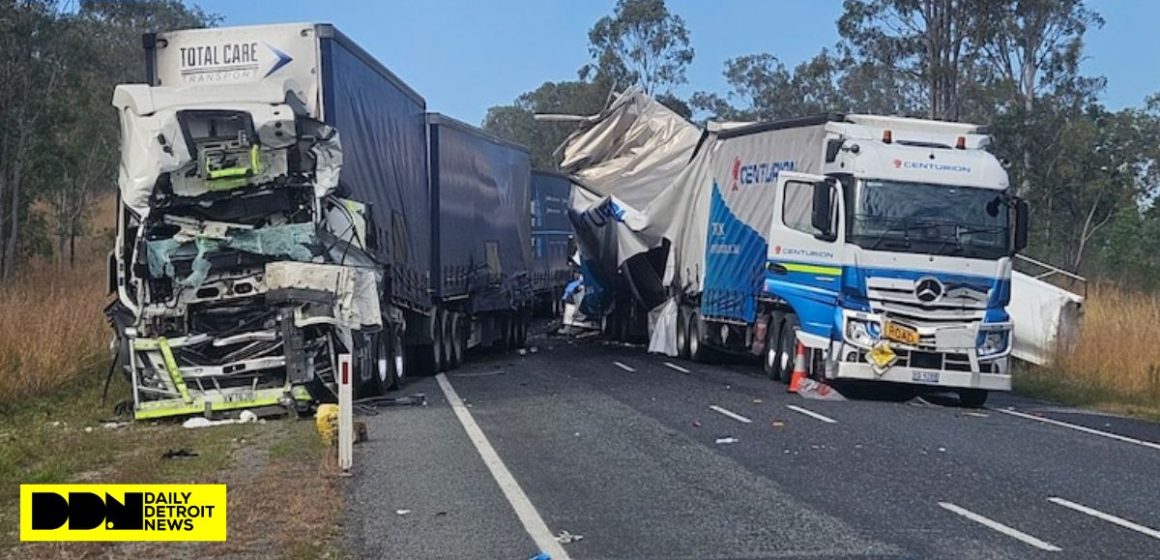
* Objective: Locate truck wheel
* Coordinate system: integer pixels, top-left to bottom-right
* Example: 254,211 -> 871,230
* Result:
600,310 -> 614,340
431,311 -> 445,373
517,313 -> 529,348
775,313 -> 799,383
958,389 -> 988,408
450,313 -> 465,368
441,309 -> 455,370
676,307 -> 690,359
689,311 -> 708,363
387,329 -> 405,390
356,331 -> 384,398
762,312 -> 785,379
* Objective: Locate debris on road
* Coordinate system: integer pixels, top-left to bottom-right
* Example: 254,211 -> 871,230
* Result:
692,420 -> 702,428
797,379 -> 847,401
528,553 -> 552,560
555,530 -> 584,544
715,436 -> 739,445
395,509 -> 411,516
771,421 -> 784,428
162,448 -> 199,460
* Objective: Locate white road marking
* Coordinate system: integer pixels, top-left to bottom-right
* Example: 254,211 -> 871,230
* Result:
436,374 -> 571,560
786,405 -> 837,424
664,361 -> 691,374
996,408 -> 1160,451
1048,497 -> 1160,541
709,405 -> 753,424
938,502 -> 1062,552
613,361 -> 636,373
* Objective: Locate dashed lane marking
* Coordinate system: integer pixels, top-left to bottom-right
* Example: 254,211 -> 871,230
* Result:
1048,497 -> 1160,541
664,362 -> 691,374
613,361 -> 636,373
938,502 -> 1061,552
709,405 -> 752,424
995,408 -> 1160,451
786,404 -> 837,424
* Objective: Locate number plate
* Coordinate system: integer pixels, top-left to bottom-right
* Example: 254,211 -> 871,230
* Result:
912,371 -> 940,383
884,321 -> 920,345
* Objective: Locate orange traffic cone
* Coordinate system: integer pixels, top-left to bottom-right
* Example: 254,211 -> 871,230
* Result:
787,342 -> 807,393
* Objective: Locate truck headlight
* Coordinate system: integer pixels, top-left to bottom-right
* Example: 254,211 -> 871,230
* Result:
845,320 -> 879,347
978,331 -> 1008,356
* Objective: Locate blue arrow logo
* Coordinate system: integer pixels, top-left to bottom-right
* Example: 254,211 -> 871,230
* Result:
264,44 -> 292,78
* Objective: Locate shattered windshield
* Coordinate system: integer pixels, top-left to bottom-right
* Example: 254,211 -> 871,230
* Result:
848,179 -> 1011,260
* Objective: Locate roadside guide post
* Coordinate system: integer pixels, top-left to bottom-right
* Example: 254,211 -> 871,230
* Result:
338,353 -> 353,472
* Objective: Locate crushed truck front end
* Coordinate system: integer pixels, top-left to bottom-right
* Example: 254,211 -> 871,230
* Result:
107,82 -> 385,420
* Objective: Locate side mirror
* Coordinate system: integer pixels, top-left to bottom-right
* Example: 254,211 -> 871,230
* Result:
811,181 -> 835,240
1013,198 -> 1029,254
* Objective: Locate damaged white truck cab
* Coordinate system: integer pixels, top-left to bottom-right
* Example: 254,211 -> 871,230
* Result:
109,23 -> 535,420
107,81 -> 391,419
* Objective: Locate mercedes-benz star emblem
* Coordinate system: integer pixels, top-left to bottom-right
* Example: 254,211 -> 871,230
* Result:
915,277 -> 944,303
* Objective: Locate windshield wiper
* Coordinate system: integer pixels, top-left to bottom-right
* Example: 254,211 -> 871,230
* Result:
867,219 -> 914,251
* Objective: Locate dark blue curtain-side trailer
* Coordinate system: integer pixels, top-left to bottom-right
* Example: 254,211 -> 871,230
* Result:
530,170 -> 574,316
426,113 -> 533,365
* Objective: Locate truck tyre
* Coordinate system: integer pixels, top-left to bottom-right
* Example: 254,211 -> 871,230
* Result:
387,328 -> 405,390
600,310 -> 613,340
689,311 -> 708,363
762,312 -> 785,379
775,313 -> 799,383
676,307 -> 690,359
431,311 -> 445,373
441,309 -> 455,370
355,331 -> 384,398
449,313 -> 465,368
958,389 -> 988,408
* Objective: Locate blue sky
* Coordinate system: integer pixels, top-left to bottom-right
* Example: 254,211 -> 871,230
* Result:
192,0 -> 1160,125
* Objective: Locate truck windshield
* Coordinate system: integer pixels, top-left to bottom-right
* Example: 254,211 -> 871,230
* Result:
848,179 -> 1010,260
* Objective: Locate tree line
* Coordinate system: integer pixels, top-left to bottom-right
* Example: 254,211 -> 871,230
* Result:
0,0 -> 216,280
482,0 -> 1160,288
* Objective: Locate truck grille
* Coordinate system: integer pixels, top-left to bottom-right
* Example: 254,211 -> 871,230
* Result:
867,277 -> 987,329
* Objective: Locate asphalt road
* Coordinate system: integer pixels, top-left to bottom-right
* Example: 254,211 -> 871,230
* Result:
345,328 -> 1160,560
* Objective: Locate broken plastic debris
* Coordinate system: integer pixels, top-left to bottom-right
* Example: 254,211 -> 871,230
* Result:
691,420 -> 702,428
518,348 -> 528,356
529,553 -> 552,560
715,437 -> 739,445
182,411 -> 260,429
395,509 -> 411,516
555,530 -> 583,544
771,421 -> 784,428
937,447 -> 947,453
84,427 -> 94,433
753,398 -> 764,404
796,378 -> 847,401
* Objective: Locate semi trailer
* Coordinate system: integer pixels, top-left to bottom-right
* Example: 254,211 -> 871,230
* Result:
107,23 -> 531,419
424,113 -> 534,369
560,90 -> 1029,406
529,170 -> 575,316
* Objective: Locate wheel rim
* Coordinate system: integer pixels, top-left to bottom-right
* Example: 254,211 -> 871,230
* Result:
690,321 -> 699,356
676,316 -> 686,354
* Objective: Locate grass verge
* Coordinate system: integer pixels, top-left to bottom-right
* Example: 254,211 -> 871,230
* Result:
1,366 -> 344,559
1015,284 -> 1160,422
